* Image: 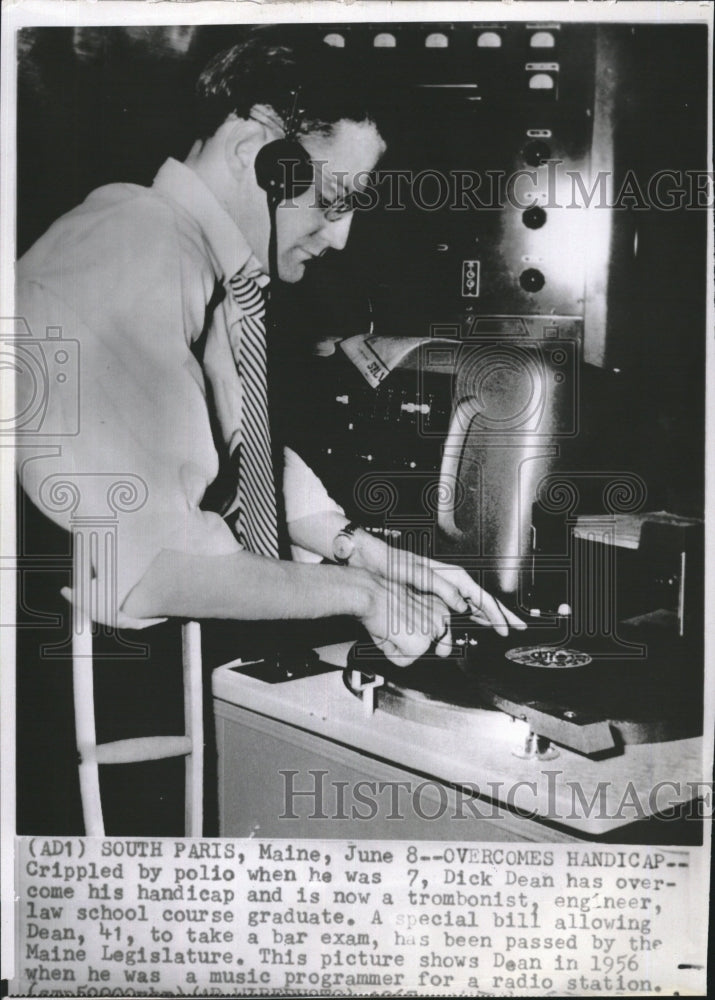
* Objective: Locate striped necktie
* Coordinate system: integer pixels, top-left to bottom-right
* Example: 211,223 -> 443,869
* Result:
227,273 -> 280,559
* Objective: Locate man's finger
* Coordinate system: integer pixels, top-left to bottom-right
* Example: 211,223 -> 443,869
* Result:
466,592 -> 510,636
385,652 -> 419,668
386,633 -> 429,667
431,570 -> 516,636
426,570 -> 469,613
472,597 -> 526,630
467,598 -> 526,634
434,621 -> 452,658
381,639 -> 407,664
370,634 -> 415,666
429,596 -> 451,632
497,599 -> 527,629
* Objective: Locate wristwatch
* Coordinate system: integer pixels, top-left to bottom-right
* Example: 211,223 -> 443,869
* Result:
332,521 -> 361,565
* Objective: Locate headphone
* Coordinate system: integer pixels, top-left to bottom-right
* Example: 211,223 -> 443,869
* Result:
253,89 -> 314,206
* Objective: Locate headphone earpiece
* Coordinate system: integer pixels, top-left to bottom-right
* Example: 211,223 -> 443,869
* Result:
254,138 -> 314,204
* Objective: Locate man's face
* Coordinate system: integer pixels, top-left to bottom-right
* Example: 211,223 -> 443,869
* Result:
273,119 -> 385,283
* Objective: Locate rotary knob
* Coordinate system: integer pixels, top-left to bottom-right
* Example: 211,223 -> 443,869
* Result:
519,267 -> 545,292
523,139 -> 552,167
522,205 -> 547,229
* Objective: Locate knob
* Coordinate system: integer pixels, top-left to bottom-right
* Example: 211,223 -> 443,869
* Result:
519,268 -> 545,292
522,205 -> 547,229
523,139 -> 552,167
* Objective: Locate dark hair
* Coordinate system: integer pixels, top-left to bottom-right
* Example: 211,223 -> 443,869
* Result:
194,28 -> 377,140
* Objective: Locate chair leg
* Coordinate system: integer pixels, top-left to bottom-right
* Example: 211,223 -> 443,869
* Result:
72,535 -> 104,836
182,621 -> 203,837
73,522 -> 203,836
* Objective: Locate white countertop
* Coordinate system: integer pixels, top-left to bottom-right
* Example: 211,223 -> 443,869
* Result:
213,655 -> 705,836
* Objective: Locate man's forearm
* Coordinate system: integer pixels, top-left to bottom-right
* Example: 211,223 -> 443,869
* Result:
287,510 -> 350,561
122,548 -> 374,621
287,510 -> 390,570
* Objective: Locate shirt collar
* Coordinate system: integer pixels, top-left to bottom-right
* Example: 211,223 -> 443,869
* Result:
152,158 -> 268,286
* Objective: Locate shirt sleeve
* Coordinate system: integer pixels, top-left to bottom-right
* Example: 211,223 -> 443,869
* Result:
16,190 -> 242,629
283,447 -> 345,564
283,446 -> 345,522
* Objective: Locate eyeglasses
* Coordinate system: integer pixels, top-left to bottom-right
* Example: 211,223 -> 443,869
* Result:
314,188 -> 361,222
310,159 -> 363,222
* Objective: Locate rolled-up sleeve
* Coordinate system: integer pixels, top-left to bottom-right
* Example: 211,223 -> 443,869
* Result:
283,446 -> 345,564
283,446 -> 345,523
16,188 -> 242,628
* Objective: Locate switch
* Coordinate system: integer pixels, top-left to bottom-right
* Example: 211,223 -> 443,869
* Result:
462,259 -> 481,297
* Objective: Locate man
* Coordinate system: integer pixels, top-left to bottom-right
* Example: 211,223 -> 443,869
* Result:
17,30 -> 522,673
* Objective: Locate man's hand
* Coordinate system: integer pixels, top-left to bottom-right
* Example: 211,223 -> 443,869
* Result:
353,530 -> 526,638
427,558 -> 526,635
357,571 -> 452,667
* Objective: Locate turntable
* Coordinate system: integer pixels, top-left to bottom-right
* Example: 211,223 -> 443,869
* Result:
212,609 -> 704,843
343,612 -> 702,758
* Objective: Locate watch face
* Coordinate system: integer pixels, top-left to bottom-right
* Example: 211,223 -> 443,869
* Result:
334,532 -> 356,563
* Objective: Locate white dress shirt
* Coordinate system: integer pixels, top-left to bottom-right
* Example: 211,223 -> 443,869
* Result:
16,158 -> 342,628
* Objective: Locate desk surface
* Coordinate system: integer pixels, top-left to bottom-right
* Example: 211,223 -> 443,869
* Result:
212,653 -> 705,837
